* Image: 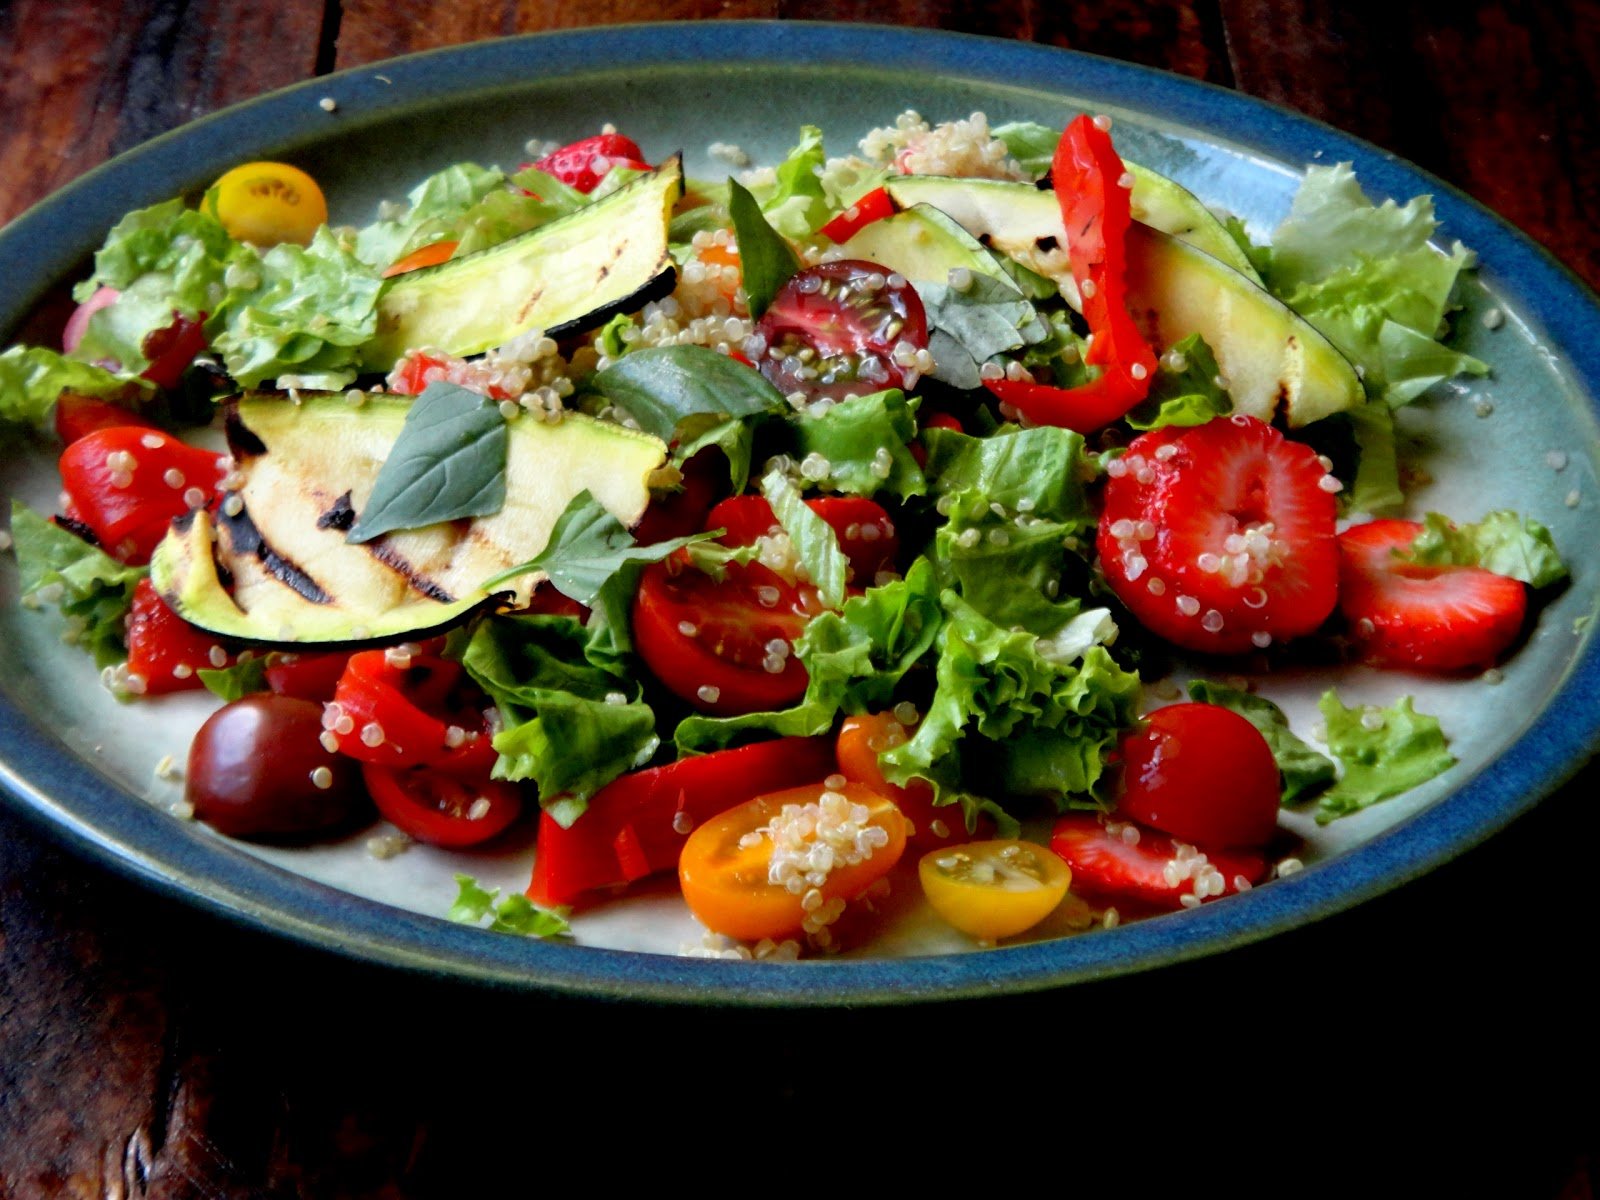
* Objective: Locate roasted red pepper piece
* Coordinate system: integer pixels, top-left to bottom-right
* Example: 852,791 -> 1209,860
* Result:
819,186 -> 895,243
985,114 -> 1157,432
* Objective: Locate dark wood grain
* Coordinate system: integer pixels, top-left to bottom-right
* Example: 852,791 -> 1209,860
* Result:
3,2 -> 1599,1194
0,0 -> 323,227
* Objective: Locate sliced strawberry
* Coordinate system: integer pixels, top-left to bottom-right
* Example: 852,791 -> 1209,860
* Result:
529,133 -> 649,194
1049,814 -> 1267,911
1096,414 -> 1339,655
1338,519 -> 1527,671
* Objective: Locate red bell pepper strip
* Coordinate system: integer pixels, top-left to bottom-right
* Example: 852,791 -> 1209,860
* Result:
327,650 -> 497,776
527,737 -> 837,907
819,186 -> 895,243
985,114 -> 1157,433
124,577 -> 234,695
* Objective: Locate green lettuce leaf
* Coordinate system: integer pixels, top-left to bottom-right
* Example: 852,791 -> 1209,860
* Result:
1185,681 -> 1336,805
0,346 -> 148,431
1266,164 -> 1487,407
1344,403 -> 1404,513
354,163 -> 508,268
1401,510 -> 1568,588
198,656 -> 270,702
9,501 -> 146,668
787,388 -> 926,500
210,226 -> 383,389
760,469 -> 848,609
757,125 -> 831,239
921,424 -> 1094,528
990,120 -> 1058,178
1125,334 -> 1231,431
77,198 -> 238,301
460,614 -> 658,822
448,874 -> 570,938
1316,691 -> 1456,822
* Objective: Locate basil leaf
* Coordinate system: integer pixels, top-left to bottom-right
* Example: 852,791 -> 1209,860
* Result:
760,469 -> 848,610
589,345 -> 788,442
347,382 -> 508,543
918,274 -> 1050,390
727,178 -> 799,319
1186,681 -> 1336,805
481,489 -> 714,604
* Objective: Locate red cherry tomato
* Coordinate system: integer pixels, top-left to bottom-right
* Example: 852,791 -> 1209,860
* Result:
363,763 -> 522,848
632,557 -> 813,714
1116,703 -> 1281,849
58,426 -> 227,563
632,447 -> 726,546
124,577 -> 235,696
327,651 -> 497,776
527,737 -> 837,907
53,394 -> 160,446
530,133 -> 650,193
754,261 -> 928,402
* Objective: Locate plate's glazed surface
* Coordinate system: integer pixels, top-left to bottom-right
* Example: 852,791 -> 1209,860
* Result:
2,22 -> 1598,1004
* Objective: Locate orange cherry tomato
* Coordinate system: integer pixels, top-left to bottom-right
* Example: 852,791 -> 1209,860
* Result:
383,239 -> 459,278
836,712 -> 981,850
696,239 -> 742,303
918,839 -> 1071,942
678,781 -> 908,943
206,161 -> 327,247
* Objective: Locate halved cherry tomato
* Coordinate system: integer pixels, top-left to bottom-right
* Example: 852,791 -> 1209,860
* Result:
530,133 -> 650,193
265,650 -> 355,703
836,712 -> 982,850
362,763 -> 522,848
918,839 -> 1072,941
754,260 -> 928,403
527,737 -> 836,907
632,557 -> 813,714
819,186 -> 895,243
125,577 -> 234,695
1116,703 -> 1281,849
53,394 -> 160,446
678,781 -> 908,943
138,313 -> 209,390
326,651 -> 496,776
632,447 -> 725,545
205,161 -> 328,247
383,239 -> 458,278
58,426 -> 227,563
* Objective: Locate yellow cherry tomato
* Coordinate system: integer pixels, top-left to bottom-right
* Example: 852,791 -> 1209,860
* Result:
918,839 -> 1071,942
206,161 -> 328,247
679,781 -> 908,944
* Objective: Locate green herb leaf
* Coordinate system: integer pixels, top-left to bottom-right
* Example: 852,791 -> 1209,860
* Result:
481,489 -> 714,603
918,273 -> 1049,391
10,501 -> 146,668
1,346 -> 149,431
1400,510 -> 1568,588
347,382 -> 508,543
1316,691 -> 1456,823
760,469 -> 848,609
589,345 -> 788,443
1186,681 -> 1336,805
460,614 -> 658,821
787,388 -> 926,499
1125,334 -> 1232,431
198,656 -> 271,702
727,178 -> 799,319
448,873 -> 570,938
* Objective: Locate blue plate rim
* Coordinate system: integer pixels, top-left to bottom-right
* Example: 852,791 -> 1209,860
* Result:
3,20 -> 1598,1006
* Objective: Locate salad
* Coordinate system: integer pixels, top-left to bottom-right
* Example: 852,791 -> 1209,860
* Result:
0,109 -> 1570,960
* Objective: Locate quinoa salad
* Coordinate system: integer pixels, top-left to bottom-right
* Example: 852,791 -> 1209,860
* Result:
0,108 -> 1570,960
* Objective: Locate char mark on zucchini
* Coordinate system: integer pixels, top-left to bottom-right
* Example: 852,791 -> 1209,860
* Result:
216,499 -> 331,605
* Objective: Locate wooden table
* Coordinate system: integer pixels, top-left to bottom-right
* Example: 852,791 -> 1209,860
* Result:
2,2 -> 1597,1192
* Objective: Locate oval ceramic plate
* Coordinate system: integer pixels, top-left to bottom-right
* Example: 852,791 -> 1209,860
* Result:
2,23 -> 1598,1005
